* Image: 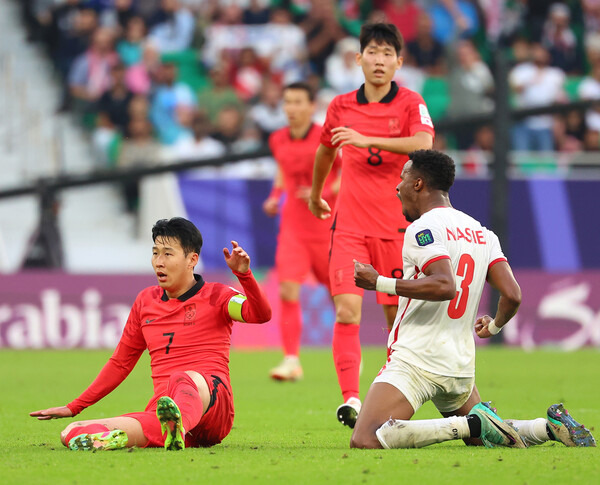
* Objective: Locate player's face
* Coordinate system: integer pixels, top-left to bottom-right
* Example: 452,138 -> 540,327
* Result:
396,161 -> 418,223
152,236 -> 198,293
283,89 -> 314,128
357,41 -> 402,87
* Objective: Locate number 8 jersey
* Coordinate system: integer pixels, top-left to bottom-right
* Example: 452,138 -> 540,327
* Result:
389,207 -> 507,378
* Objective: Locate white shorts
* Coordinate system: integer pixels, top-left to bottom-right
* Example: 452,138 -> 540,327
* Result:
373,358 -> 474,413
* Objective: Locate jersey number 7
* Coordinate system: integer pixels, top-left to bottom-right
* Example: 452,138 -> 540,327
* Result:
447,254 -> 475,319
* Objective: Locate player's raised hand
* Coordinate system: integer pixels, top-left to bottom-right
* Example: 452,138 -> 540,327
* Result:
30,406 -> 73,420
331,127 -> 370,148
309,197 -> 331,219
223,240 -> 250,273
263,196 -> 279,217
474,315 -> 494,338
354,259 -> 379,291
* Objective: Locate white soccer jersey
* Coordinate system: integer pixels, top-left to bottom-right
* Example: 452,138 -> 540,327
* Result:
388,207 -> 506,378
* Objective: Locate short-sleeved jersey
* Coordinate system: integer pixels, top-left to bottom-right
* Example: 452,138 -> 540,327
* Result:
388,207 -> 506,378
320,82 -> 435,239
120,275 -> 243,397
269,123 -> 340,240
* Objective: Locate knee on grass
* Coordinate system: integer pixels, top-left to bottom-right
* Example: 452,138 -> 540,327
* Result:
350,431 -> 382,449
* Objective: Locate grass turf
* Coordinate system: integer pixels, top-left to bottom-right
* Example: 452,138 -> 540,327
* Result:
1,347 -> 598,484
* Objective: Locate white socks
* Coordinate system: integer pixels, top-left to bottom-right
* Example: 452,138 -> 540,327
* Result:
376,416 -> 471,449
504,418 -> 549,446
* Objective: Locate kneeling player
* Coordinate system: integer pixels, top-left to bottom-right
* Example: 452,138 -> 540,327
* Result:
30,217 -> 272,450
350,150 -> 595,449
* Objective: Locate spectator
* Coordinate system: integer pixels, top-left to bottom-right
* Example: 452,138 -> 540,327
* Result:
68,27 -> 119,112
167,112 -> 227,162
197,64 -> 244,123
383,0 -> 423,43
542,3 -> 583,74
150,62 -> 197,144
211,104 -> 244,148
406,11 -> 446,75
300,0 -> 347,76
248,79 -> 287,140
99,0 -> 137,34
266,8 -> 309,83
325,37 -> 364,95
232,47 -> 266,102
578,62 -> 600,133
554,110 -> 586,152
463,125 -> 494,176
125,41 -> 162,95
583,0 -> 600,35
447,40 -> 494,148
117,16 -> 147,67
428,0 -> 479,45
147,0 -> 196,53
242,0 -> 271,24
509,43 -> 566,151
127,94 -> 151,125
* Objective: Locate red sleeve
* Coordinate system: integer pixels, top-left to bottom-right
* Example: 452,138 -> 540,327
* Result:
66,341 -> 144,416
406,92 -> 435,137
233,269 -> 272,323
320,97 -> 340,148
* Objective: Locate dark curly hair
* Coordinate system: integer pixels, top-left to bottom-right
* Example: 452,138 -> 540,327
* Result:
408,150 -> 456,192
152,217 -> 203,256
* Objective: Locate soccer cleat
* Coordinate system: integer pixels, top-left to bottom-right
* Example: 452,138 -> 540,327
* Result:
68,429 -> 128,451
547,403 -> 596,447
469,402 -> 527,449
157,396 -> 186,451
336,397 -> 361,429
270,356 -> 303,381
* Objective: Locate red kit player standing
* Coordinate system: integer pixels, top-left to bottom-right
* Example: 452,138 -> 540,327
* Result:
309,23 -> 435,428
264,82 -> 341,381
31,217 -> 271,451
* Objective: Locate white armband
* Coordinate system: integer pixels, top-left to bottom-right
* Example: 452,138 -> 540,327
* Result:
376,276 -> 397,295
487,320 -> 502,335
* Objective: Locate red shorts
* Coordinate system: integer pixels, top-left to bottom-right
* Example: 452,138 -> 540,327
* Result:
329,229 -> 404,305
275,230 -> 330,290
123,372 -> 234,448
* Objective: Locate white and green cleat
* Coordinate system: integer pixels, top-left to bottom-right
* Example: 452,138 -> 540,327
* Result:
547,403 -> 596,447
68,429 -> 128,451
469,402 -> 527,449
157,396 -> 186,451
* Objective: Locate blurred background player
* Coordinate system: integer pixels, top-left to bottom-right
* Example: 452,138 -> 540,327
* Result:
263,82 -> 341,381
350,150 -> 595,450
30,218 -> 271,451
309,23 -> 434,428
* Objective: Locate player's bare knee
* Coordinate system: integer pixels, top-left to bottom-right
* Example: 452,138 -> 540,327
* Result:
335,307 -> 361,325
350,431 -> 380,449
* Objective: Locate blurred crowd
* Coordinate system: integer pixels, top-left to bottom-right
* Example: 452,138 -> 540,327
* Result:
17,0 -> 600,178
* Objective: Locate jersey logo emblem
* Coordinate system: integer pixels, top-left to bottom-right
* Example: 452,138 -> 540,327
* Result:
416,229 -> 434,246
419,104 -> 433,128
184,304 -> 196,326
388,118 -> 402,135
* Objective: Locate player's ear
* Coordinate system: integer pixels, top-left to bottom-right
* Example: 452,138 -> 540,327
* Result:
189,251 -> 199,269
355,52 -> 362,66
396,55 -> 403,70
414,177 -> 424,192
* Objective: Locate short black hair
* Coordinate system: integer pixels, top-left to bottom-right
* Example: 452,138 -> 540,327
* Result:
284,81 -> 315,102
359,23 -> 404,56
408,149 -> 456,192
152,217 -> 203,255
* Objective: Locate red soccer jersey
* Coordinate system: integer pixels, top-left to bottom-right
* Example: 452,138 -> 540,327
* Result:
320,82 -> 435,239
120,276 -> 241,397
269,123 -> 341,240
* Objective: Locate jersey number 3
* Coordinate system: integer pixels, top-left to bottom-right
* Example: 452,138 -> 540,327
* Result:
447,254 -> 475,319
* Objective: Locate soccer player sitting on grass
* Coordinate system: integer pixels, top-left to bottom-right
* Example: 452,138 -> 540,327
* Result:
30,217 -> 272,451
349,150 -> 596,449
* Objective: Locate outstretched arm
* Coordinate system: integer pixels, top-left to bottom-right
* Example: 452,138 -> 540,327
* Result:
223,241 -> 272,323
354,258 -> 455,301
30,341 -> 144,419
475,261 -> 521,338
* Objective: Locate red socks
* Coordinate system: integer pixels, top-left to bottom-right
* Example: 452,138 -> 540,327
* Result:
166,372 -> 204,433
332,322 -> 361,402
65,423 -> 109,445
280,300 -> 302,357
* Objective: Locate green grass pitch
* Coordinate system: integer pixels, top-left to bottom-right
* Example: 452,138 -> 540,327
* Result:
1,347 -> 598,484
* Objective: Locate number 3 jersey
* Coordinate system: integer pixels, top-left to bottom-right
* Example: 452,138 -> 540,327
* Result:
388,207 -> 507,378
320,82 -> 435,239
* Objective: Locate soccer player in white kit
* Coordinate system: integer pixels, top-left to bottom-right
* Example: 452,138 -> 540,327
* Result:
349,149 -> 596,449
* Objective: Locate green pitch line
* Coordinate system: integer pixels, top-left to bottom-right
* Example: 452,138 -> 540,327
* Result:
2,347 -> 598,485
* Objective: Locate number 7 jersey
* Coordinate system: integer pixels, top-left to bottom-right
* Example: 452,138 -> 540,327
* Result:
389,207 -> 507,378
320,82 -> 435,239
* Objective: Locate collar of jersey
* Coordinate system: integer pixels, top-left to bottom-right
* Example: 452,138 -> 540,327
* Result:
161,274 -> 205,302
356,81 -> 399,104
288,123 -> 315,141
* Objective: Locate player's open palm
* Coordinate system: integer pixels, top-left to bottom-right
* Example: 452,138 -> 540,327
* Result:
223,241 -> 250,273
30,406 -> 73,420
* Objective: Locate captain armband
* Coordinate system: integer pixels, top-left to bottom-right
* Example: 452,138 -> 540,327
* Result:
228,294 -> 247,322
